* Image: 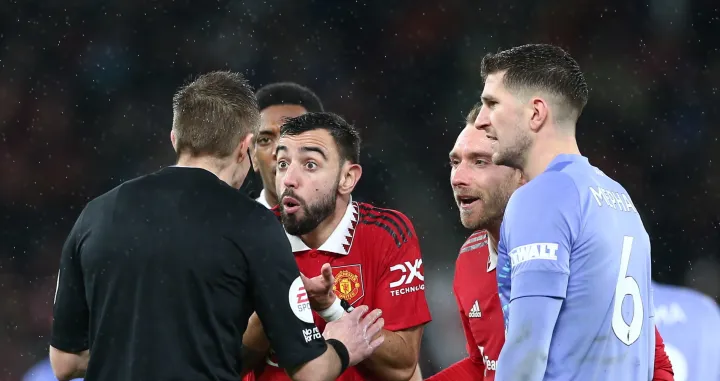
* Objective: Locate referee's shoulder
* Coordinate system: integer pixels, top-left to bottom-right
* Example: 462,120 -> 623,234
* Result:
222,189 -> 284,233
81,175 -> 147,214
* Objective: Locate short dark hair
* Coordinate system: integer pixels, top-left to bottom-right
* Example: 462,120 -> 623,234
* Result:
466,103 -> 482,125
172,71 -> 259,157
256,82 -> 324,113
480,44 -> 589,121
280,112 -> 360,164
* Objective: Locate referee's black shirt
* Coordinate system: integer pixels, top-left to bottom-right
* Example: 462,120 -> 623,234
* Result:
51,167 -> 327,381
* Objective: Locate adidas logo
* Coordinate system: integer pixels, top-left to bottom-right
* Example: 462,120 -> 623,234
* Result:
469,300 -> 482,318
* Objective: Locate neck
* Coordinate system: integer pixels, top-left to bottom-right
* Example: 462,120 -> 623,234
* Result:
262,188 -> 279,208
487,225 -> 500,252
299,195 -> 350,249
176,155 -> 243,188
523,129 -> 580,180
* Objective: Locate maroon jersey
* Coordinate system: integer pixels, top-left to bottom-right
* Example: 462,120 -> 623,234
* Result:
453,230 -> 504,380
254,200 -> 432,381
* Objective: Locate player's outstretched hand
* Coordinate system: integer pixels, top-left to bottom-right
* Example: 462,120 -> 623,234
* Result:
300,263 -> 336,311
322,305 -> 385,367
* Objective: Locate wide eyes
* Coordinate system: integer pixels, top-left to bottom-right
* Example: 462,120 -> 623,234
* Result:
276,160 -> 318,171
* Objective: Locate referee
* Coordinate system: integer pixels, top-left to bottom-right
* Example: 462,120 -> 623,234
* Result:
49,71 -> 385,381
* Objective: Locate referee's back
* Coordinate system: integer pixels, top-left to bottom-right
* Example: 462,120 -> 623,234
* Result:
75,167 -> 275,380
51,71 -> 333,381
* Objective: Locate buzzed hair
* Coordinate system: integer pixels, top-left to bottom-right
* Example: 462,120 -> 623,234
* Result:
256,82 -> 324,113
466,103 -> 482,125
480,44 -> 589,122
172,71 -> 259,158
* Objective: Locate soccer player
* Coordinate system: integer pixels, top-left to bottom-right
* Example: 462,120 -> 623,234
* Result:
50,71 -> 385,381
474,44 -> 673,380
248,82 -> 324,208
435,104 -> 677,381
427,105 -> 524,381
653,281 -> 720,381
243,112 -> 431,381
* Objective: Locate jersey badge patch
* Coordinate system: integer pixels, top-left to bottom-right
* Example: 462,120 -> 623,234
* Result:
332,264 -> 364,305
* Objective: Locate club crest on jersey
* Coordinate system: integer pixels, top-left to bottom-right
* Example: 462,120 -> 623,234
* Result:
332,264 -> 364,305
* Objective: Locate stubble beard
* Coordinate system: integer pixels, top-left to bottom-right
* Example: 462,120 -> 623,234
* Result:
281,182 -> 339,236
461,178 -> 516,232
493,127 -> 532,171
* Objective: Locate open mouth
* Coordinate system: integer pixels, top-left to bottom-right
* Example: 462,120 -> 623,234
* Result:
282,196 -> 301,214
456,196 -> 480,208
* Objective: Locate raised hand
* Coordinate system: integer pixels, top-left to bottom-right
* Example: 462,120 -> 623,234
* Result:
322,305 -> 385,367
300,263 -> 337,311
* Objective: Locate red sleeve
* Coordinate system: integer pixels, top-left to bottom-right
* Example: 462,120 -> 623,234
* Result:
426,358 -> 486,381
653,326 -> 674,381
455,283 -> 483,363
372,213 -> 432,331
426,284 -> 486,381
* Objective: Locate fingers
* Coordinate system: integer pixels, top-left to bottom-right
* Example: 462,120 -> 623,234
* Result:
361,308 -> 383,326
347,305 -> 369,321
321,263 -> 334,283
369,334 -> 385,350
365,316 -> 384,340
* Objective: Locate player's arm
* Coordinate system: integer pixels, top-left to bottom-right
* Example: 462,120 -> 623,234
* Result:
652,327 -> 674,381
242,213 -> 374,381
49,210 -> 91,381
240,313 -> 270,375
357,214 -> 431,381
426,286 -> 486,381
495,173 -> 578,381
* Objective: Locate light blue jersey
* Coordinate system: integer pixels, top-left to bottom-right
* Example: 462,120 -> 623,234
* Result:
653,281 -> 720,381
497,154 -> 655,380
22,358 -> 83,381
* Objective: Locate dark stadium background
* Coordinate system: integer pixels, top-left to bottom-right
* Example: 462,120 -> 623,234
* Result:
1,0 -> 718,379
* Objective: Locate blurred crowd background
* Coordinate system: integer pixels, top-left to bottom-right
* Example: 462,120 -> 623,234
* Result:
1,0 -> 718,379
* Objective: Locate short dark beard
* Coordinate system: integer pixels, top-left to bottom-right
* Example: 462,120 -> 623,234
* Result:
494,126 -> 532,171
281,183 -> 338,236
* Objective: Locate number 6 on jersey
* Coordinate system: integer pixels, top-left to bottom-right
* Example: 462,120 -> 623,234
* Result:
612,235 -> 644,345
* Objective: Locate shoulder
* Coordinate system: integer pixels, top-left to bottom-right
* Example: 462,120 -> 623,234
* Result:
356,202 -> 417,248
513,171 -> 578,203
456,230 -> 491,270
458,230 -> 489,256
82,172 -> 161,217
237,199 -> 285,237
655,283 -> 720,321
506,171 -> 580,218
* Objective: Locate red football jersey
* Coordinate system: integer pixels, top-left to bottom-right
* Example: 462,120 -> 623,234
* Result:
452,230 -> 504,380
254,200 -> 432,381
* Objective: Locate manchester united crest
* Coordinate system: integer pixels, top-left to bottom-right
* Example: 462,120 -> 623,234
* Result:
332,264 -> 364,305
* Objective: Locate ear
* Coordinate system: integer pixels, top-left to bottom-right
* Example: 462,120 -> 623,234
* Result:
250,138 -> 260,172
529,97 -> 550,133
170,130 -> 177,152
234,133 -> 254,164
338,162 -> 362,196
